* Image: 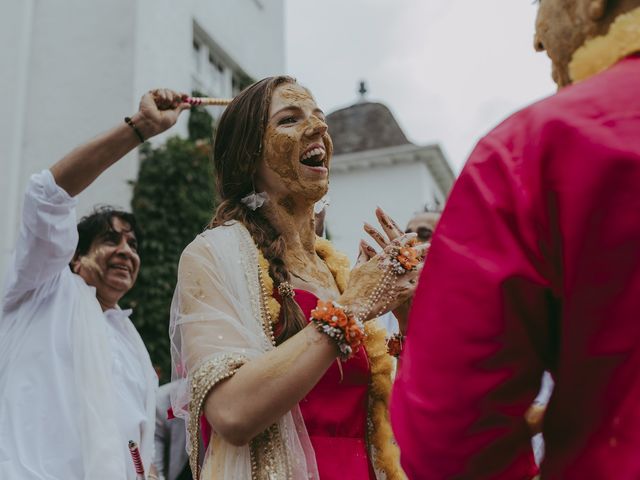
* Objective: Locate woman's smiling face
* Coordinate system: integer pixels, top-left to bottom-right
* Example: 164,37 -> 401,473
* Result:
255,82 -> 333,205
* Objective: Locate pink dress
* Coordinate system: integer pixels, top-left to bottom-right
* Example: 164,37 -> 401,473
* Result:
200,289 -> 375,478
277,289 -> 376,479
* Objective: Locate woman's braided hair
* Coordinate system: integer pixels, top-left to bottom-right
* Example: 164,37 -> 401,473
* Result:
210,76 -> 307,344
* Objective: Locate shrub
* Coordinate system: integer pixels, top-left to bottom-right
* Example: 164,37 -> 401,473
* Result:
123,103 -> 216,382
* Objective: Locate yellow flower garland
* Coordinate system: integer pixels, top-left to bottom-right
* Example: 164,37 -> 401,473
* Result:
569,6 -> 640,83
257,238 -> 406,479
257,253 -> 281,323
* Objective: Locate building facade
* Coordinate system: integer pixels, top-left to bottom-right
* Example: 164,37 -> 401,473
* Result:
0,0 -> 284,277
326,100 -> 454,260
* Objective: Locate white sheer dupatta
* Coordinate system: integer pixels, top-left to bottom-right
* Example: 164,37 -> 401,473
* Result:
72,275 -> 157,479
169,222 -> 318,479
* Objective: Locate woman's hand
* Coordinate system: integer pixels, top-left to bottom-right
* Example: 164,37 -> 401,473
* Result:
361,208 -> 431,332
338,208 -> 428,323
131,88 -> 191,140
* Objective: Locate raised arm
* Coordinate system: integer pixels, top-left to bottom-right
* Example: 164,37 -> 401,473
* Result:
175,237 -> 337,447
51,89 -> 190,197
175,232 -> 422,447
3,89 -> 189,307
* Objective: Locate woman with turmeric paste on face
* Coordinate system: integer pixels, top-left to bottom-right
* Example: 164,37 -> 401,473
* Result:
169,76 -> 425,479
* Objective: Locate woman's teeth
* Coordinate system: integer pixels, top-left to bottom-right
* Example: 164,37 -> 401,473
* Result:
301,147 -> 325,161
300,147 -> 326,167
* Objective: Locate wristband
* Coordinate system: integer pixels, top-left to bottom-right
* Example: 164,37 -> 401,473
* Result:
124,116 -> 145,143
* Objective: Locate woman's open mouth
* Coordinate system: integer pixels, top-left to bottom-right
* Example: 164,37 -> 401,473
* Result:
300,144 -> 327,172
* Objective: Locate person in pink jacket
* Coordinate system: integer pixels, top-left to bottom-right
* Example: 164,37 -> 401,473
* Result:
391,1 -> 640,478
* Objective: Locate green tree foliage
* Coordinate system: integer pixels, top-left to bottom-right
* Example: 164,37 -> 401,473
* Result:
122,102 -> 216,382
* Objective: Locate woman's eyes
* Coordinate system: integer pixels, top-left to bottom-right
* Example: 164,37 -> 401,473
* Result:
278,116 -> 298,125
277,114 -> 325,126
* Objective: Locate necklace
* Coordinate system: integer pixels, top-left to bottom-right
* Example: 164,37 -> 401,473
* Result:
255,237 -> 406,479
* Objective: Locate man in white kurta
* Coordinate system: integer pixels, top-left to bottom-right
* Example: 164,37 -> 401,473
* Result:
0,88 -> 190,479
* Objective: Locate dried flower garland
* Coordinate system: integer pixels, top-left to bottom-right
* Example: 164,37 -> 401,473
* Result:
256,237 -> 406,479
569,6 -> 640,83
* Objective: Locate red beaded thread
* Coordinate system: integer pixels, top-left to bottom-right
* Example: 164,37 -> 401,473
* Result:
128,440 -> 145,478
184,96 -> 232,106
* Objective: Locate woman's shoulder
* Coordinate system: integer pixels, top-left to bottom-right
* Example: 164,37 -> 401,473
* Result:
182,221 -> 251,259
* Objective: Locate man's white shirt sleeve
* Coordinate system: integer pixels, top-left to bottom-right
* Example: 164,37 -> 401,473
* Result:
3,169 -> 78,310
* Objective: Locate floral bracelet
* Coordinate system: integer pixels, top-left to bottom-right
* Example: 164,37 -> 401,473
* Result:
310,300 -> 366,360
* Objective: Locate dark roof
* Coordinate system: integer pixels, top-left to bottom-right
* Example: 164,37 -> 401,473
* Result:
327,102 -> 412,155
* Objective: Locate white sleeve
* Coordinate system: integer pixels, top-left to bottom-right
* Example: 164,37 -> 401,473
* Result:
2,169 -> 78,307
153,384 -> 170,480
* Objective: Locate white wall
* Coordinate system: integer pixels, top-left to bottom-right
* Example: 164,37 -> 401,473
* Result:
328,161 -> 442,262
192,0 -> 285,78
0,1 -> 34,271
0,0 -> 285,279
0,0 -> 137,272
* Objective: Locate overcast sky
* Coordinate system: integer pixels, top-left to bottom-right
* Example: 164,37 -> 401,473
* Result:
285,0 -> 557,172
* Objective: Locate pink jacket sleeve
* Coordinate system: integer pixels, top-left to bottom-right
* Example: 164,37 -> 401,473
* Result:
391,135 -> 548,479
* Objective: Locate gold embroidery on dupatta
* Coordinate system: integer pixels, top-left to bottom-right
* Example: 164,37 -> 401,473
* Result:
249,423 -> 294,480
188,353 -> 248,479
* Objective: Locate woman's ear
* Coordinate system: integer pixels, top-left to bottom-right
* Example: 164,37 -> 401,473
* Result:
587,0 -> 607,21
